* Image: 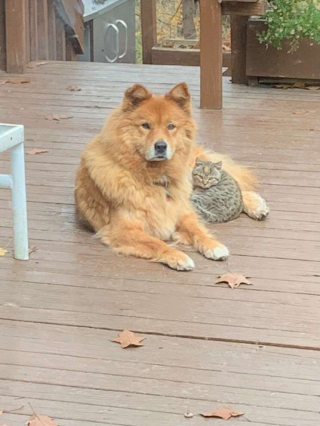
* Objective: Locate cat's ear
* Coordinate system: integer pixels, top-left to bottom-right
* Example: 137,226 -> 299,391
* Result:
195,158 -> 202,165
215,161 -> 223,170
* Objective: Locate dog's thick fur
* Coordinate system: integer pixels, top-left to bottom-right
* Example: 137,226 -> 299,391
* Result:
75,83 -> 268,270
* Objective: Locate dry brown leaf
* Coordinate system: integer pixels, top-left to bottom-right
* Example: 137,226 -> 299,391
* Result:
66,85 -> 82,92
0,248 -> 8,257
215,272 -> 252,289
273,84 -> 291,90
26,149 -> 49,155
200,408 -> 244,420
27,61 -> 47,69
26,414 -> 58,426
293,110 -> 309,115
306,86 -> 320,91
111,330 -> 145,349
293,81 -> 306,89
45,114 -> 73,121
1,77 -> 31,84
184,412 -> 193,418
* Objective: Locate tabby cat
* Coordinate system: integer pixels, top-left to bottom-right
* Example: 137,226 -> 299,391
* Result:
191,159 -> 243,223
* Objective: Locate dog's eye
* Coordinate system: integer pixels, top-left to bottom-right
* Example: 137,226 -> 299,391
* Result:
142,123 -> 151,130
167,123 -> 176,131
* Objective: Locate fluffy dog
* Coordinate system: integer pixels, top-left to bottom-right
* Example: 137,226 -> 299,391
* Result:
75,83 -> 268,271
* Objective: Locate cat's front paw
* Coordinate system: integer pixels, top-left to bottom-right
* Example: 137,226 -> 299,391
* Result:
202,242 -> 229,261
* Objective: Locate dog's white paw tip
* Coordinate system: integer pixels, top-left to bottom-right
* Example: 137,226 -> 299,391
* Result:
213,246 -> 229,260
204,245 -> 229,261
176,256 -> 195,271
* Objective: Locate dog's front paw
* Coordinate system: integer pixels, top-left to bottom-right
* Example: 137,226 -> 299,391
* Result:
162,250 -> 195,271
243,192 -> 270,221
203,244 -> 229,261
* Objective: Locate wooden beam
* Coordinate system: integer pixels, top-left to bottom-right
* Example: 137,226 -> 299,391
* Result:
231,15 -> 248,84
0,0 -> 6,71
29,0 -> 38,61
141,0 -> 157,64
200,0 -> 222,109
47,0 -> 57,60
152,46 -> 231,70
37,0 -> 49,60
5,0 -> 27,73
222,0 -> 266,16
55,15 -> 66,61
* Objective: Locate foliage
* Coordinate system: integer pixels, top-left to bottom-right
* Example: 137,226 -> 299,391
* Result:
259,0 -> 320,52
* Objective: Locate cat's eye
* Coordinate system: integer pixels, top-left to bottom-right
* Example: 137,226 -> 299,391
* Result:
142,123 -> 151,130
167,123 -> 176,131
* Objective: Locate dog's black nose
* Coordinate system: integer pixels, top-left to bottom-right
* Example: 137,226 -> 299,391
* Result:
154,141 -> 167,154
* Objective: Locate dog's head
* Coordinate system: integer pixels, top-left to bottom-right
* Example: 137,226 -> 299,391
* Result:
119,83 -> 196,162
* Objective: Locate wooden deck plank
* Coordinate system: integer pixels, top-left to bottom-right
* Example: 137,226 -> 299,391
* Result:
0,61 -> 320,425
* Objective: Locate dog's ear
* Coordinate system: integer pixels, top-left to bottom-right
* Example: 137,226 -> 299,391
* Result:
123,84 -> 151,111
165,83 -> 191,114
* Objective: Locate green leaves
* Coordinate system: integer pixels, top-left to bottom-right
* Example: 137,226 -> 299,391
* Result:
258,0 -> 320,52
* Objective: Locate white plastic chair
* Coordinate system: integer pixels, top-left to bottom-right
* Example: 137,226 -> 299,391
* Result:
0,124 -> 29,260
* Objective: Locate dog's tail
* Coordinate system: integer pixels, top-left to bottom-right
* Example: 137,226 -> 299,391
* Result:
189,146 -> 258,192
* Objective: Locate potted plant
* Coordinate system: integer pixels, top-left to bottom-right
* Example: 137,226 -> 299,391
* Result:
246,0 -> 320,81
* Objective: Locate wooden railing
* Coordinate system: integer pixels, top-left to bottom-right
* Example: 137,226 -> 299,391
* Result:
141,0 -> 266,109
0,0 -> 85,73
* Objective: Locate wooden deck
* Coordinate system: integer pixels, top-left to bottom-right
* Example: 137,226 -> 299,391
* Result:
0,62 -> 320,425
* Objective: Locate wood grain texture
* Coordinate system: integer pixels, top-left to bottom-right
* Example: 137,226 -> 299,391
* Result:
231,15 -> 248,84
141,0 -> 157,64
0,61 -> 319,425
200,0 -> 222,109
5,0 -> 27,73
29,0 -> 39,61
0,0 -> 6,70
47,0 -> 57,60
37,0 -> 49,59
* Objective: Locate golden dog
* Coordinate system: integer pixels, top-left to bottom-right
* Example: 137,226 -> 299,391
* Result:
75,83 -> 268,271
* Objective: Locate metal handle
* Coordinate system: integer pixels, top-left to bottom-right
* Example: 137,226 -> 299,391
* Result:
104,23 -> 119,63
116,19 -> 128,60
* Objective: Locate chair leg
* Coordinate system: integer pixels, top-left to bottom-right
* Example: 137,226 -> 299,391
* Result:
10,142 -> 29,260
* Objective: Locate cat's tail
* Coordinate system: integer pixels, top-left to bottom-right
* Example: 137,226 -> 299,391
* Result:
189,147 -> 258,192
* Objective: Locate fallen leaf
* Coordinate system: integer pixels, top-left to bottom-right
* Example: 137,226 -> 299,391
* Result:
0,248 -> 8,256
184,412 -> 193,418
66,85 -> 82,92
26,414 -> 58,426
306,86 -> 320,91
1,77 -> 31,84
111,330 -> 145,349
26,149 -> 49,155
0,80 -> 6,86
200,408 -> 244,420
293,81 -> 306,89
27,61 -> 47,69
215,272 -> 252,289
293,110 -> 309,115
273,84 -> 291,90
45,114 -> 73,121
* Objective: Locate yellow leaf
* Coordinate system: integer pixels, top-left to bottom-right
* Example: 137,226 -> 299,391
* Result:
0,248 -> 8,256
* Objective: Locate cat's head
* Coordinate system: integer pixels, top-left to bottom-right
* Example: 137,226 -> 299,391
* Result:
192,159 -> 222,188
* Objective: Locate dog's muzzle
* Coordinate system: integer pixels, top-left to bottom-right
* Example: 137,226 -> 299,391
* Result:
145,140 -> 172,161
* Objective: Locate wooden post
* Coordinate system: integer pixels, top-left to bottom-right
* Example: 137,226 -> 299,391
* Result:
231,15 -> 248,84
37,0 -> 49,60
55,16 -> 66,61
141,0 -> 157,64
47,0 -> 57,60
0,1 -> 6,71
182,0 -> 196,39
200,0 -> 222,109
29,0 -> 38,61
5,0 -> 27,73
